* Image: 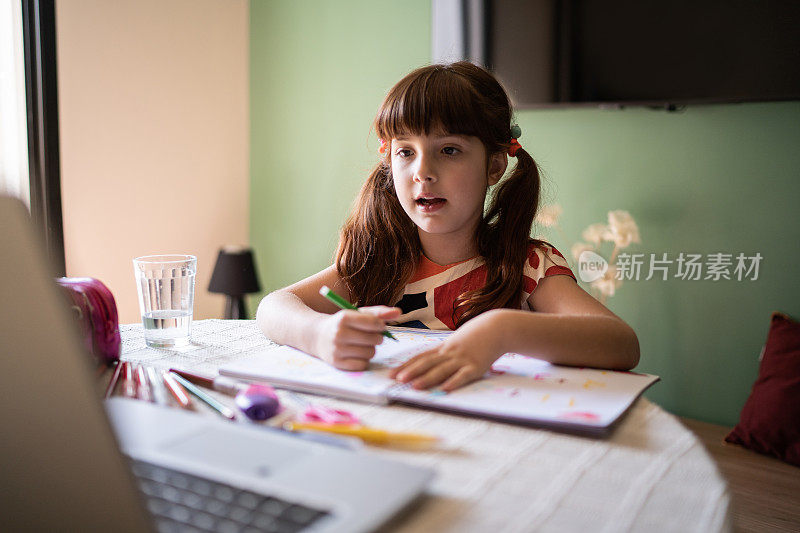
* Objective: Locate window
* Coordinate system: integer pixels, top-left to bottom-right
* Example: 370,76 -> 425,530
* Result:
0,0 -> 30,205
2,0 -> 65,275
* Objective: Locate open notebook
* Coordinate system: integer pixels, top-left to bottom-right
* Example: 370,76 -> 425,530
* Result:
220,327 -> 659,435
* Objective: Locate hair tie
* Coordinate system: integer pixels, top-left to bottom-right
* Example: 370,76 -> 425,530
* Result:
379,139 -> 387,154
508,123 -> 523,156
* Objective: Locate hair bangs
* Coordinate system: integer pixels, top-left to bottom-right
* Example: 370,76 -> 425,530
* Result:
375,66 -> 491,143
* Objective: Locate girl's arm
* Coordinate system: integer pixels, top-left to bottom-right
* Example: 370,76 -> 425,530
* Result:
389,275 -> 640,391
256,265 -> 400,370
511,274 -> 640,369
256,265 -> 347,352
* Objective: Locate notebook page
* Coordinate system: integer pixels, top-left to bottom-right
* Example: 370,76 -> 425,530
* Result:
369,327 -> 450,369
219,328 -> 448,403
390,353 -> 659,431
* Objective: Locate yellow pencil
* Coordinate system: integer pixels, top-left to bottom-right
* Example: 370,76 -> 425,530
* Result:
284,422 -> 439,448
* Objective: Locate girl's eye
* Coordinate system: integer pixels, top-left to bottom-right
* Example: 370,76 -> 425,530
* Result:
442,146 -> 460,155
395,149 -> 413,158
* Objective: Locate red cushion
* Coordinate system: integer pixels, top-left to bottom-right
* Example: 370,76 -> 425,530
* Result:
725,312 -> 800,466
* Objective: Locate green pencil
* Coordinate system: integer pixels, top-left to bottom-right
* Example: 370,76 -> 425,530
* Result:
168,371 -> 237,420
319,285 -> 398,341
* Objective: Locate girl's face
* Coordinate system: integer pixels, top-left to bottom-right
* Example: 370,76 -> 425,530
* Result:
390,132 -> 507,257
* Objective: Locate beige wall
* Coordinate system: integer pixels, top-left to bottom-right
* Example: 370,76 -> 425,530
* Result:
56,0 -> 249,323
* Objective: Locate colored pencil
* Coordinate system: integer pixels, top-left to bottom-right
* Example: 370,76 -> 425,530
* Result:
162,370 -> 192,409
104,361 -> 123,399
168,372 -> 236,420
122,362 -> 137,399
135,365 -> 152,402
145,366 -> 168,405
283,421 -> 438,447
319,286 -> 398,341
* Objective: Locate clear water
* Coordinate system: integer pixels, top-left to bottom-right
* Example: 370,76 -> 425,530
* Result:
142,310 -> 192,347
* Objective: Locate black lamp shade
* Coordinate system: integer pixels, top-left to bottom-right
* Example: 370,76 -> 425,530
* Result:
208,247 -> 261,296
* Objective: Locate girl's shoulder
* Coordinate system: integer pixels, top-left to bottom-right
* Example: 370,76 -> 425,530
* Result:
523,241 -> 576,288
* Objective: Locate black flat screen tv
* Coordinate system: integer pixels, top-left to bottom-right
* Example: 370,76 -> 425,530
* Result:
486,0 -> 800,108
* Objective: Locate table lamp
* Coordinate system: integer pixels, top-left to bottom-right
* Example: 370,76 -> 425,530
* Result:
208,246 -> 261,319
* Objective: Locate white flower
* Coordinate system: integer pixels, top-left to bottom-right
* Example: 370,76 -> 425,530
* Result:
605,210 -> 641,248
591,267 -> 622,297
571,242 -> 595,262
581,223 -> 608,245
535,204 -> 562,228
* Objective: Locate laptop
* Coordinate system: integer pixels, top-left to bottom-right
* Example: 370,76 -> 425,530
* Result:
0,195 -> 433,532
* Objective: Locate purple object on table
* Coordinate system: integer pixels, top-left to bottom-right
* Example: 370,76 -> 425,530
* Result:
235,384 -> 281,421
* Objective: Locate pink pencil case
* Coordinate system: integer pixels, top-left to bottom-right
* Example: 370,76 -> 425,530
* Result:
55,277 -> 121,365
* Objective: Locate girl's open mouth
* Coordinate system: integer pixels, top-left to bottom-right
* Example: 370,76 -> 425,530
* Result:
415,197 -> 446,212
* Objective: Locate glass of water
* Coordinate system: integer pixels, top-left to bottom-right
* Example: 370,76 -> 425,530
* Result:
133,254 -> 196,348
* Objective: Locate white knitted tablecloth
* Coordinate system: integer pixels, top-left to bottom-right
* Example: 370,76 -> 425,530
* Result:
120,319 -> 732,533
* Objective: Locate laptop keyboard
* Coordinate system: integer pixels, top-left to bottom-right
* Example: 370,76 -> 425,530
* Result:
130,459 -> 330,533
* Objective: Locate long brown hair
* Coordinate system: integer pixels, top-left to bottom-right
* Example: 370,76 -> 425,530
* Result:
336,61 -> 543,328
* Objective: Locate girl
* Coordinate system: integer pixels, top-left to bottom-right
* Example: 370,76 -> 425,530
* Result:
256,62 -> 639,392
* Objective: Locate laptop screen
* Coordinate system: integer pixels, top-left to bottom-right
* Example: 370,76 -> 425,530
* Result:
0,196 -> 152,531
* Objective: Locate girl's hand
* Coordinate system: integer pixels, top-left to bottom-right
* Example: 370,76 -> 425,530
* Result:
388,310 -> 505,392
315,306 -> 401,371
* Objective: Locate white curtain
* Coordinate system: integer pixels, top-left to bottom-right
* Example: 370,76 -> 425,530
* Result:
0,0 -> 30,207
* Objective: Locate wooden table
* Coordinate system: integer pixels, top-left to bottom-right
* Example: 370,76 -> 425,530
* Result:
680,418 -> 800,533
119,319 -> 732,533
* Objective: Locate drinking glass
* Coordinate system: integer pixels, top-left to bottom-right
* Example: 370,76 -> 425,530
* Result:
133,255 -> 196,348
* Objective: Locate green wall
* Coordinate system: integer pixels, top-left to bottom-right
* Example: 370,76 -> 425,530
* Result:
250,1 -> 800,426
522,103 -> 800,426
250,0 -> 431,290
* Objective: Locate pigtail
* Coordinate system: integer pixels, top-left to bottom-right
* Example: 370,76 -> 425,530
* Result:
454,146 -> 542,326
335,161 -> 420,307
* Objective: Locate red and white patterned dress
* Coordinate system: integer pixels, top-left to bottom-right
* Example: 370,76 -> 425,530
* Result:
392,242 -> 576,330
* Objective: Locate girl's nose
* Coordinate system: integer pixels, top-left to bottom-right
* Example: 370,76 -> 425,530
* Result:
413,153 -> 437,183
